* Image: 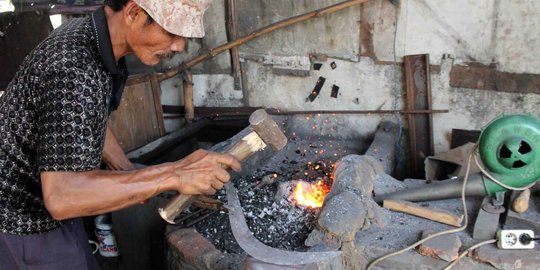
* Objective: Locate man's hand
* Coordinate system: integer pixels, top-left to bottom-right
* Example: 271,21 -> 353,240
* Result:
167,149 -> 241,195
40,149 -> 240,220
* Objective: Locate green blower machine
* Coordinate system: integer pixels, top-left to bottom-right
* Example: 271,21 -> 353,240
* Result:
375,114 -> 540,203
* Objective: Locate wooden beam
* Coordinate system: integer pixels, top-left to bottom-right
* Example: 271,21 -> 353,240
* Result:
450,63 -> 540,94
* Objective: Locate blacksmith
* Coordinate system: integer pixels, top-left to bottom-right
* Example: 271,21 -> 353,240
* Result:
0,0 -> 240,268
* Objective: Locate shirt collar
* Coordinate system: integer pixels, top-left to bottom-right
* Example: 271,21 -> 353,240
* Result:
90,7 -> 128,112
90,7 -> 125,75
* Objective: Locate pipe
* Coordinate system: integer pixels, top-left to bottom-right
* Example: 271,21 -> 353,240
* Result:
374,173 -> 486,203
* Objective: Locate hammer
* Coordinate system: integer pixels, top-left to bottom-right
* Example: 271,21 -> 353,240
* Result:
158,109 -> 287,224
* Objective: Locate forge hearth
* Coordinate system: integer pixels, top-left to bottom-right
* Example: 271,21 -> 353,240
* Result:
166,120 -> 387,269
166,120 -> 529,270
176,135 -> 364,253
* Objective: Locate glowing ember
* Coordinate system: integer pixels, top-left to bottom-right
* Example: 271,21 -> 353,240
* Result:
290,179 -> 331,208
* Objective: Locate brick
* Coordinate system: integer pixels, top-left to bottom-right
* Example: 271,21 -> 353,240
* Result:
418,230 -> 461,262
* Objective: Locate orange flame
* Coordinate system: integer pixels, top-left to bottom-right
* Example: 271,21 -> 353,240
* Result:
290,179 -> 331,208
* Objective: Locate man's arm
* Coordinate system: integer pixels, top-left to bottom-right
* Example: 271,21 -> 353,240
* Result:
41,149 -> 241,220
102,123 -> 135,171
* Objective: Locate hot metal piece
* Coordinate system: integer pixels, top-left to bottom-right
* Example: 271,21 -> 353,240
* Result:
226,183 -> 341,266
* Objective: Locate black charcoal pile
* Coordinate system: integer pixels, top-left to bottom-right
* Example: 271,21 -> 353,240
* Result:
188,139 -> 365,254
193,165 -> 329,253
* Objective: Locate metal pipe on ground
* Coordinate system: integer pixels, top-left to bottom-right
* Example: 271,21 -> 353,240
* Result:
374,173 -> 486,203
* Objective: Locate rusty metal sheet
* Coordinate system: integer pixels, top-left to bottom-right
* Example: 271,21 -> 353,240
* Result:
404,54 -> 434,179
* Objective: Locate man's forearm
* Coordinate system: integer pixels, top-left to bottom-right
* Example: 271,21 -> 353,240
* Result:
41,165 -> 173,220
40,149 -> 242,221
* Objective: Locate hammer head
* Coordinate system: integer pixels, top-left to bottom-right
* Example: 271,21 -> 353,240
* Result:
249,109 -> 287,151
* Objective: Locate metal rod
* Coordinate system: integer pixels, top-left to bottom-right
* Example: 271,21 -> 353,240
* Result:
166,109 -> 448,117
185,211 -> 216,227
268,109 -> 449,115
175,208 -> 206,224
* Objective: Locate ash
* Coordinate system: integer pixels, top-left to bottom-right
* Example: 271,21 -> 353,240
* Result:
192,139 -> 364,254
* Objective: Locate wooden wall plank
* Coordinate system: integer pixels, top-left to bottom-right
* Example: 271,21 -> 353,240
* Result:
109,76 -> 165,152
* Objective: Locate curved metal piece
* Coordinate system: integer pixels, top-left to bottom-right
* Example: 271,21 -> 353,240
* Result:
226,183 -> 341,266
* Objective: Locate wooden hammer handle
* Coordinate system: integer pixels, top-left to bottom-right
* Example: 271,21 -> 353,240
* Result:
158,131 -> 263,224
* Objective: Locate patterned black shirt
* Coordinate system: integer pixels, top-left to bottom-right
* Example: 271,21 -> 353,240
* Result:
0,7 -> 127,235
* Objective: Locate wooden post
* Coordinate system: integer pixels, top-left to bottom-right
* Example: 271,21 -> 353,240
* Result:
182,72 -> 194,123
149,74 -> 166,136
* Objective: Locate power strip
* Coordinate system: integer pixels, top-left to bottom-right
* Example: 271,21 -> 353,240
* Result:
497,230 -> 535,249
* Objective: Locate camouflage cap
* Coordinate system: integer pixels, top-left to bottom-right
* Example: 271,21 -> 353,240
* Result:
133,0 -> 211,38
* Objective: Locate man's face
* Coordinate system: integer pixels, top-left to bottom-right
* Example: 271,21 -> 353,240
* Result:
126,12 -> 186,65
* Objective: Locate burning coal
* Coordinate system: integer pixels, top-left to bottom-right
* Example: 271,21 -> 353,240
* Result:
289,179 -> 331,208
288,160 -> 335,208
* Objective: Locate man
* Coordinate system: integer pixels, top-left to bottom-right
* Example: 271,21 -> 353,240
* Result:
0,0 -> 241,268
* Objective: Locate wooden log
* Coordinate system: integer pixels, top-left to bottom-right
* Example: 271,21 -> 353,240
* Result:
512,189 -> 531,213
383,199 -> 463,227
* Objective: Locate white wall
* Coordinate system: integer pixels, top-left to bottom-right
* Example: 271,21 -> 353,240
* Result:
161,0 -> 540,154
